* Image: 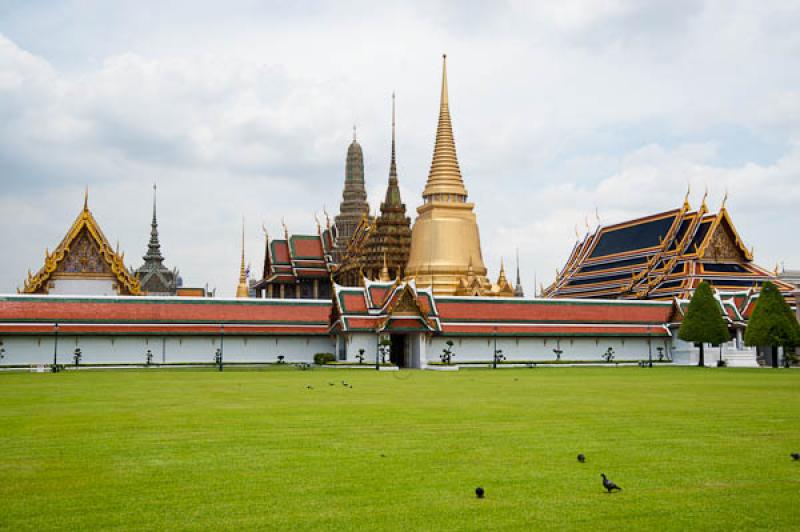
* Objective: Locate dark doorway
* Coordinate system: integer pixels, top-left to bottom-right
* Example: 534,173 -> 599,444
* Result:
390,334 -> 406,367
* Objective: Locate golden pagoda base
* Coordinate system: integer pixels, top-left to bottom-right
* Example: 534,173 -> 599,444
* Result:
405,201 -> 490,296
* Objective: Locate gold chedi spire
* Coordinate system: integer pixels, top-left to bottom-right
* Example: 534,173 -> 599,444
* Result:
422,54 -> 468,201
236,220 -> 249,298
405,55 -> 489,295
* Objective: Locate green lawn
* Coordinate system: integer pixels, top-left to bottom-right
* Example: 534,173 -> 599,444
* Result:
1,367 -> 799,531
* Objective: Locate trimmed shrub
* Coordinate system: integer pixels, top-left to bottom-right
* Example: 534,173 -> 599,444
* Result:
313,352 -> 336,365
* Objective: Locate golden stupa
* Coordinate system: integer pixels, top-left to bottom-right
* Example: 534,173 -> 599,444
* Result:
404,55 -> 490,295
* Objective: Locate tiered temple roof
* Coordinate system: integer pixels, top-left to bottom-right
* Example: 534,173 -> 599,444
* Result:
252,221 -> 337,299
335,95 -> 412,286
544,194 -> 794,300
21,192 -> 141,296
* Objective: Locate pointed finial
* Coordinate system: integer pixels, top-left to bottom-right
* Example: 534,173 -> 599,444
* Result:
683,183 -> 691,210
595,207 -> 600,226
584,215 -> 590,232
281,217 -> 288,240
701,186 -> 709,209
574,225 -> 580,241
353,125 -> 357,142
323,208 -> 331,230
441,53 -> 448,106
84,186 -> 89,210
261,222 -> 268,239
721,189 -> 729,210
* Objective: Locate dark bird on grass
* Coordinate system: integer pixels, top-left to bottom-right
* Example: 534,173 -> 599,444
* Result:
475,487 -> 485,499
791,453 -> 800,461
601,473 -> 622,493
577,453 -> 585,463
341,381 -> 348,386
306,385 -> 314,390
348,384 -> 353,388
328,382 -> 335,386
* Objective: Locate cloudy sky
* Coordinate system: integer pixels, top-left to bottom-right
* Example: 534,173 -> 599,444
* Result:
1,0 -> 799,296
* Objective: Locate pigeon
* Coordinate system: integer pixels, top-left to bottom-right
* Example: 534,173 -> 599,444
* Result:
328,382 -> 335,386
791,453 -> 800,461
577,453 -> 586,463
475,487 -> 485,499
601,473 -> 622,493
306,385 -> 313,390
348,384 -> 353,388
341,381 -> 349,387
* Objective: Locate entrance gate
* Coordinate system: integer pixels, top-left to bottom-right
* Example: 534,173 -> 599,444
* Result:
389,334 -> 407,367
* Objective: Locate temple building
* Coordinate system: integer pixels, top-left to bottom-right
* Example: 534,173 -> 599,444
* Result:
20,192 -> 141,296
334,95 -> 413,286
251,221 -> 337,299
332,128 -> 373,262
544,193 -> 794,300
134,185 -> 179,295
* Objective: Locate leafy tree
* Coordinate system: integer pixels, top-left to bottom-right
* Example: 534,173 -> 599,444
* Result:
356,348 -> 366,364
744,281 -> 800,368
678,281 -> 730,367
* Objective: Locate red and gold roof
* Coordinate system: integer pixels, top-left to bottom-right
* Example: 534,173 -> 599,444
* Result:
544,196 -> 793,300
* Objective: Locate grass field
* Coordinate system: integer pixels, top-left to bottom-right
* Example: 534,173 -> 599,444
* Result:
1,367 -> 799,531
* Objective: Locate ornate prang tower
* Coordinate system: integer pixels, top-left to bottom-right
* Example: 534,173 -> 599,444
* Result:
333,128 -> 372,261
405,55 -> 489,295
135,184 -> 178,295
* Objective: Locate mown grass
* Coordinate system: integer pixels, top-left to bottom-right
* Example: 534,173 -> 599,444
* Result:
1,367 -> 799,531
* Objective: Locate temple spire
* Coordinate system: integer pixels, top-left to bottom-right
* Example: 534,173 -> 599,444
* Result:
143,183 -> 164,263
384,92 -> 402,207
236,219 -> 249,298
333,123 -> 372,261
514,248 -> 525,297
422,53 -> 467,201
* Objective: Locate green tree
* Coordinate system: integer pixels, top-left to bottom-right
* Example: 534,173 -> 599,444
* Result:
744,281 -> 800,368
678,281 -> 730,367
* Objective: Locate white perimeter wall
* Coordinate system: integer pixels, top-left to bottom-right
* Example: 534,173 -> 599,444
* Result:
0,335 -> 335,366
426,336 -> 672,363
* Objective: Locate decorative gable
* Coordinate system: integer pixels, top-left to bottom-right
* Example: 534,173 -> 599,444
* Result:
22,196 -> 141,295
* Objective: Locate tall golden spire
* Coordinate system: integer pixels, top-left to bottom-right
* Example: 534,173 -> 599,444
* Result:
236,220 -> 249,298
422,54 -> 468,201
405,55 -> 488,295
